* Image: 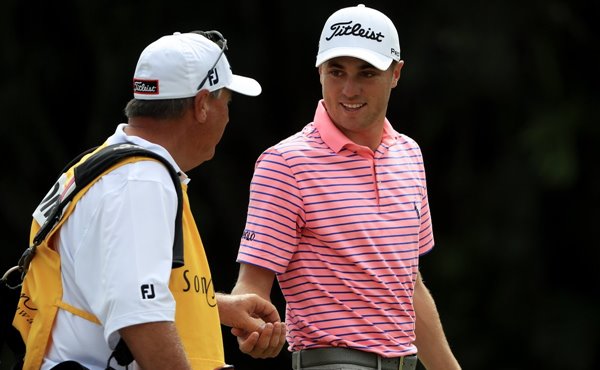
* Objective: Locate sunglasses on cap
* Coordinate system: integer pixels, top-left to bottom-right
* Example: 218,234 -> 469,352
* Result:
192,30 -> 228,91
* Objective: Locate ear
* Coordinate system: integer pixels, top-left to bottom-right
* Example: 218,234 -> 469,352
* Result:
193,90 -> 211,122
391,60 -> 404,88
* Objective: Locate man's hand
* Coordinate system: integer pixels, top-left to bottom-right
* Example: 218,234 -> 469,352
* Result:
231,320 -> 286,358
217,293 -> 286,358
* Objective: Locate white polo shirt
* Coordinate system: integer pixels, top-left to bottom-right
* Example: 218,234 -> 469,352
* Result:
42,124 -> 188,370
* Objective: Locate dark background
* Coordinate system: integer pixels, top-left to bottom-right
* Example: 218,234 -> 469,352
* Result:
1,0 -> 598,369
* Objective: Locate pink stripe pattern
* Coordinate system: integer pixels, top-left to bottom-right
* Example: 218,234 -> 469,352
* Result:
238,102 -> 434,357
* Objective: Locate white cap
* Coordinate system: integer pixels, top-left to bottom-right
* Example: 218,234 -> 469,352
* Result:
316,4 -> 401,70
133,32 -> 261,100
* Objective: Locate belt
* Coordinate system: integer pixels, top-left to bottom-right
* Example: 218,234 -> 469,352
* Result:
292,348 -> 418,370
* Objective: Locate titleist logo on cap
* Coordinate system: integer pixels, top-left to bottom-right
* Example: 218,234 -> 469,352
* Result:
325,21 -> 385,42
133,79 -> 159,95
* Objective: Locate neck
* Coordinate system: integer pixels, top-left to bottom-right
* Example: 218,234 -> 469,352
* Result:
338,123 -> 384,151
124,117 -> 195,171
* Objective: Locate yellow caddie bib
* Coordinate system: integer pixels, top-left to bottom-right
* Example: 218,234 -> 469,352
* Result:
13,145 -> 225,369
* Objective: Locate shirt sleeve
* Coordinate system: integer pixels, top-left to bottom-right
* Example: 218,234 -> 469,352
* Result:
71,160 -> 177,346
415,146 -> 434,256
236,147 -> 304,274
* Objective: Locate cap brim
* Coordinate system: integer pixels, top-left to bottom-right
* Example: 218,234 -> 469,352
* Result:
316,47 -> 393,71
227,75 -> 262,96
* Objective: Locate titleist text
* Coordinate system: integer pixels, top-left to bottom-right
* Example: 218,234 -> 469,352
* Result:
325,21 -> 385,42
133,80 -> 158,94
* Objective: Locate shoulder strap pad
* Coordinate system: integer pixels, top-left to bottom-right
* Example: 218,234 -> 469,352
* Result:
34,143 -> 184,268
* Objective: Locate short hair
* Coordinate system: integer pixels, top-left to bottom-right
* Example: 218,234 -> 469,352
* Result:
124,89 -> 223,120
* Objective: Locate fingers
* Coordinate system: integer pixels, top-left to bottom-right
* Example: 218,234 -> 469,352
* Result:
235,322 -> 287,359
255,304 -> 281,324
248,295 -> 281,323
230,326 -> 251,338
238,295 -> 281,331
218,293 -> 281,331
221,292 -> 286,358
237,330 -> 260,355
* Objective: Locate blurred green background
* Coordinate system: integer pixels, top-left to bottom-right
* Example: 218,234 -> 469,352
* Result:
1,0 -> 598,369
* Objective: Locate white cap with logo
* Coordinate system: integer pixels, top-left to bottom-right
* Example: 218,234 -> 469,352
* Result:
316,4 -> 401,71
133,31 -> 261,100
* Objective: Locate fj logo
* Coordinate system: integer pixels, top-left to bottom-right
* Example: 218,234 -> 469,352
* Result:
141,284 -> 156,299
207,68 -> 219,86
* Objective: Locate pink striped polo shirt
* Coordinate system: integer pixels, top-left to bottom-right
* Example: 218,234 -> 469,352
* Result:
237,100 -> 434,357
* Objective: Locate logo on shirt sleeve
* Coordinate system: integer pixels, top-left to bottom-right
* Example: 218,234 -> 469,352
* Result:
141,284 -> 156,299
